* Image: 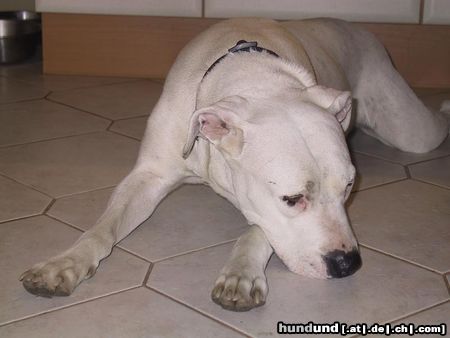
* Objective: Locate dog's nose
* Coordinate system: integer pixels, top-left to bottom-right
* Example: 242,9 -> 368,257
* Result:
323,249 -> 362,278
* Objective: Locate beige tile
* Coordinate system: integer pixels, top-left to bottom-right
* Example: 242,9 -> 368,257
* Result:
0,288 -> 243,338
0,77 -> 48,104
371,302 -> 450,338
409,156 -> 450,189
351,153 -> 406,191
49,80 -> 163,120
0,63 -> 136,92
148,244 -> 448,337
110,116 -> 148,140
0,62 -> 42,78
348,180 -> 450,273
348,130 -> 450,165
48,187 -> 114,229
49,185 -> 249,261
0,132 -> 139,197
0,176 -> 51,223
0,215 -> 149,325
0,100 -> 109,147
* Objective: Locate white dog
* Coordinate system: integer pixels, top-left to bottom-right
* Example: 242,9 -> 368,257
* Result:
20,18 -> 448,311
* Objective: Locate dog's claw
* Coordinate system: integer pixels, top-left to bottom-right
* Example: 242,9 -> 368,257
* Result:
211,273 -> 268,311
20,256 -> 97,297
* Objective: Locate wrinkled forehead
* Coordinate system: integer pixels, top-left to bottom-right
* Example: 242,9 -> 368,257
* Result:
242,108 -> 352,189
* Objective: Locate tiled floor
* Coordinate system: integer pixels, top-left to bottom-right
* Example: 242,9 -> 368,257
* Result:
0,62 -> 449,337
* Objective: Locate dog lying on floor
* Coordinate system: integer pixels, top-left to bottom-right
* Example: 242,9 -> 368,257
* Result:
20,18 -> 449,311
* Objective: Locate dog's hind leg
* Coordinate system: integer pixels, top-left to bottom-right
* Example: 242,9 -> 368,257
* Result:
211,225 -> 273,311
342,25 -> 449,153
20,166 -> 182,297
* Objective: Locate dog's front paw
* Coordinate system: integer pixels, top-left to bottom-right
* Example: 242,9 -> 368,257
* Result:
19,256 -> 96,297
211,272 -> 268,311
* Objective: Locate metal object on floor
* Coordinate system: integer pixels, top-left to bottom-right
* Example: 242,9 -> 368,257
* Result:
0,11 -> 41,64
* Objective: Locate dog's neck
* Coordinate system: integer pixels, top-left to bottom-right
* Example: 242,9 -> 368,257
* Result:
196,51 -> 316,109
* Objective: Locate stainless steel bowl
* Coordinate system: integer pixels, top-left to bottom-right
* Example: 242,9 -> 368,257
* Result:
0,11 -> 41,64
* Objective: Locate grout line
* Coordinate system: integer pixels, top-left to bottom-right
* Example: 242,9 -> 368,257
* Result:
0,214 -> 41,225
42,214 -> 154,266
42,198 -> 56,214
0,285 -> 142,328
52,184 -> 116,199
43,214 -> 85,233
151,238 -> 237,263
360,243 -> 444,275
0,130 -> 104,150
381,299 -> 449,326
0,96 -> 49,106
405,153 -> 450,166
409,177 -> 450,191
114,246 -> 153,264
45,96 -> 114,122
351,150 -> 406,166
0,172 -> 53,199
42,213 -> 236,267
404,165 -> 412,179
113,113 -> 149,122
36,78 -> 146,95
145,285 -> 251,337
352,299 -> 450,338
46,78 -> 144,93
105,120 -> 114,131
351,177 -> 409,194
106,129 -> 141,142
142,263 -> 154,286
444,273 -> 450,294
352,150 -> 450,167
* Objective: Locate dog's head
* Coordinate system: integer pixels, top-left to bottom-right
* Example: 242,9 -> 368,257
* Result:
183,85 -> 361,279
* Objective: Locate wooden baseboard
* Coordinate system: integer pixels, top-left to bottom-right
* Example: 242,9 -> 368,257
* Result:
42,13 -> 450,87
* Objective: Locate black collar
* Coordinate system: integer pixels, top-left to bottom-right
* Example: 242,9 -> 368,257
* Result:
203,40 -> 279,79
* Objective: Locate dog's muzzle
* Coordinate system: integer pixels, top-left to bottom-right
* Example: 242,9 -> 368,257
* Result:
323,249 -> 362,278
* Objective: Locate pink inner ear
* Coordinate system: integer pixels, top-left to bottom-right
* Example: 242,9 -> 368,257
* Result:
199,113 -> 230,140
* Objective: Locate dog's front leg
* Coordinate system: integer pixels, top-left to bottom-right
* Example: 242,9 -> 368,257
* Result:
211,225 -> 273,311
20,167 -> 181,297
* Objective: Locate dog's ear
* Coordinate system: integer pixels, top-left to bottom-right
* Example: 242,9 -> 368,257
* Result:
301,85 -> 352,131
183,97 -> 245,159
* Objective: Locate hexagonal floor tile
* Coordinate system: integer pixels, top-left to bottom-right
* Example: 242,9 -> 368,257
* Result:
110,116 -> 147,140
371,302 -> 450,338
351,153 -> 406,191
0,215 -> 149,325
409,156 -> 450,189
348,130 -> 450,165
0,176 -> 51,223
0,63 -> 136,92
0,100 -> 109,147
48,184 -> 249,261
0,288 -> 244,338
48,80 -> 163,120
148,243 -> 448,337
0,77 -> 48,104
0,132 -> 139,197
348,180 -> 450,273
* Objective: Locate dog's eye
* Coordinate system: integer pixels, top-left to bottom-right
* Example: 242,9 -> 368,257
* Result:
282,194 -> 303,207
345,181 -> 354,198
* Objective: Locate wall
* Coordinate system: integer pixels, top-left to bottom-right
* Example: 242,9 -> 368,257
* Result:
0,0 -> 35,11
36,0 -> 450,24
